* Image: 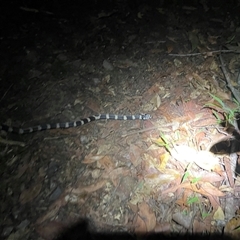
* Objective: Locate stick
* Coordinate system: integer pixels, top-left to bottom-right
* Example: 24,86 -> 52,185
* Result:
219,54 -> 240,103
169,49 -> 240,57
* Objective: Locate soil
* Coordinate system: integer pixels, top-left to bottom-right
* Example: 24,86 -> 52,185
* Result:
1,0 -> 240,239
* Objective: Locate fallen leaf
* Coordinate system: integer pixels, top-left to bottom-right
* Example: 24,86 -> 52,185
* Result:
213,206 -> 225,220
154,222 -> 171,233
166,43 -> 173,53
15,162 -> 29,179
83,99 -> 100,112
144,153 -> 161,172
71,179 -> 107,194
159,152 -> 170,170
36,221 -> 66,240
137,12 -> 144,19
97,10 -> 115,19
98,155 -> 115,170
36,194 -> 68,225
138,202 -> 156,232
162,181 -> 225,198
134,214 -> 147,233
150,94 -> 161,109
223,156 -> 234,188
144,169 -> 180,186
36,202 -> 60,224
195,131 -> 206,147
82,154 -> 104,164
129,144 -> 144,167
199,172 -> 224,182
156,8 -> 165,14
105,167 -> 130,186
20,182 -> 42,204
200,182 -> 225,197
188,30 -> 199,52
172,211 -> 193,229
193,219 -> 211,233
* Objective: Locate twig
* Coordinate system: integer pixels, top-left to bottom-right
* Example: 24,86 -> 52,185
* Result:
0,137 -> 26,147
169,49 -> 240,57
121,123 -> 178,137
0,83 -> 13,103
20,7 -> 53,15
219,54 -> 240,103
145,41 -> 166,44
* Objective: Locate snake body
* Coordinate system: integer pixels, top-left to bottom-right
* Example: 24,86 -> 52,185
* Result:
0,114 -> 151,134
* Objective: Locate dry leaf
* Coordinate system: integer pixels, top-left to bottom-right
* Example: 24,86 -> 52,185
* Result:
163,181 -> 224,198
36,195 -> 67,225
193,218 -> 211,233
156,8 -> 165,14
188,30 -> 199,52
144,153 -> 160,172
166,43 -> 173,53
150,94 -> 161,109
98,10 -> 114,18
83,98 -> 100,112
195,131 -> 205,147
20,182 -> 42,204
129,144 -> 144,167
200,182 -> 225,197
138,202 -> 156,232
71,180 -> 107,194
144,169 -> 180,186
223,156 -> 234,188
107,167 -> 130,186
137,12 -> 144,19
200,172 -> 224,183
159,152 -> 170,170
166,36 -> 177,43
15,162 -> 29,179
154,222 -> 171,233
143,83 -> 161,97
213,206 -> 225,220
98,155 -> 114,170
172,211 -> 193,229
134,214 -> 147,233
82,154 -> 104,164
36,221 -> 66,240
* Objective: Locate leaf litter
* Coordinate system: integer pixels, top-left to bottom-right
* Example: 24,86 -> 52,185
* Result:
1,1 -> 240,239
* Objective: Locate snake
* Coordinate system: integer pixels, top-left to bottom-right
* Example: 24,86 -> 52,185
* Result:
0,114 -> 151,134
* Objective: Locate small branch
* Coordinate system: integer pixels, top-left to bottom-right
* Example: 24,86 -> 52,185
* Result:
0,137 -> 26,147
219,54 -> 240,103
169,49 -> 240,57
0,83 -> 13,103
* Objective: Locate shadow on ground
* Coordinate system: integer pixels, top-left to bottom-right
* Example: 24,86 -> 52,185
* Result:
56,219 -> 232,240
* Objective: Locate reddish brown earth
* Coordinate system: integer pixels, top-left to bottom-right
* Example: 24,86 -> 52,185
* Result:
1,0 -> 240,239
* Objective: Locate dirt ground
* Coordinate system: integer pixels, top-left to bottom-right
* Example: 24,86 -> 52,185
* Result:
1,0 -> 240,239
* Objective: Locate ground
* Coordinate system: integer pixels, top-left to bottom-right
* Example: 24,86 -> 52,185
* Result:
1,0 -> 240,239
